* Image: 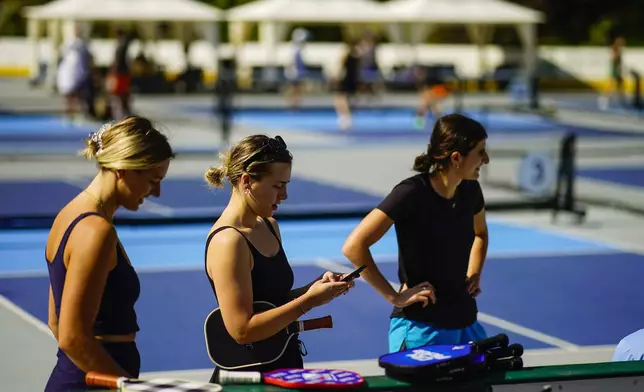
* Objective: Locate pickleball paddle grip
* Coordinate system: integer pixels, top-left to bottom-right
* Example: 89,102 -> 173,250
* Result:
299,315 -> 333,332
489,357 -> 523,371
487,343 -> 524,360
216,370 -> 263,385
85,372 -> 124,388
472,333 -> 509,352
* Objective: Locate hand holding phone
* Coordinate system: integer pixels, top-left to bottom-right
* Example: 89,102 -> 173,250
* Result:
341,265 -> 366,282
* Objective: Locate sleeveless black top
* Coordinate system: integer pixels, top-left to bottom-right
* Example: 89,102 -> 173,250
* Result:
47,212 -> 140,336
205,218 -> 295,306
204,218 -> 304,374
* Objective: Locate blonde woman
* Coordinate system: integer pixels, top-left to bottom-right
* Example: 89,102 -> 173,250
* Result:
204,135 -> 354,381
44,116 -> 175,392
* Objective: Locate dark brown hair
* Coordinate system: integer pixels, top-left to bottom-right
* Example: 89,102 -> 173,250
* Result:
413,113 -> 488,174
205,135 -> 293,188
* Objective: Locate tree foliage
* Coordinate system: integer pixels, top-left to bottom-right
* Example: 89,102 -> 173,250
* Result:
0,0 -> 639,46
0,0 -> 47,35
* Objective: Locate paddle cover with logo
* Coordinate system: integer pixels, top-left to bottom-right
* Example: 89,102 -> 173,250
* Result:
378,334 -> 511,383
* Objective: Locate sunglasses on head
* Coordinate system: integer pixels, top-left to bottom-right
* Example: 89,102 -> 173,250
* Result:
244,136 -> 291,172
264,136 -> 288,153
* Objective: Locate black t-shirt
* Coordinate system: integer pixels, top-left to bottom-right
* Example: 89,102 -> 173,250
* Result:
377,173 -> 485,329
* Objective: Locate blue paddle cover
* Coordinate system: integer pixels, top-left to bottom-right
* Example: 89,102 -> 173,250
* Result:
379,344 -> 473,369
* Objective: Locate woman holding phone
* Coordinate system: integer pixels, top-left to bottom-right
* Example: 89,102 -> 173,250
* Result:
203,134 -> 355,380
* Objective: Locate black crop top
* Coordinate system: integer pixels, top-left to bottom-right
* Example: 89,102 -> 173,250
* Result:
47,212 -> 140,336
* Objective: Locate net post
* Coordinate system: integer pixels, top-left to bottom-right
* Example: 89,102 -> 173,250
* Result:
215,55 -> 237,147
552,132 -> 586,224
453,76 -> 464,114
631,69 -> 642,111
529,75 -> 540,110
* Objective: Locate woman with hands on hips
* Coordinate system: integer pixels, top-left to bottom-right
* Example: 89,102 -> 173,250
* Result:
203,134 -> 354,381
342,113 -> 490,352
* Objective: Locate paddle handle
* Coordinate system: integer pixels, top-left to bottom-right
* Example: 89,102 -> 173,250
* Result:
299,315 -> 333,332
216,370 -> 262,385
489,356 -> 524,371
487,343 -> 524,360
472,333 -> 509,352
86,372 -> 123,389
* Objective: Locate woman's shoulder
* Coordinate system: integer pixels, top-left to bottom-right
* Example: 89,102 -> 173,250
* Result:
207,224 -> 245,245
53,206 -> 114,237
395,173 -> 427,191
208,219 -> 256,251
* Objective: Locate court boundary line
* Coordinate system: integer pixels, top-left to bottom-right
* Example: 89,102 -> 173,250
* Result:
0,247 -> 629,280
0,294 -> 54,339
314,258 -> 582,352
0,247 -> 628,279
497,215 -> 644,257
0,251 -> 610,351
314,247 -> 623,264
138,345 -> 617,380
56,177 -> 383,218
62,178 -> 176,217
578,175 -> 644,193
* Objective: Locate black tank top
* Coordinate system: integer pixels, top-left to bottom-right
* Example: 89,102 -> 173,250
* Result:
204,218 -> 304,376
47,212 -> 140,336
204,218 -> 295,307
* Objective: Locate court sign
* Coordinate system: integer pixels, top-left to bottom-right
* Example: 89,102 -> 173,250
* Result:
517,152 -> 557,196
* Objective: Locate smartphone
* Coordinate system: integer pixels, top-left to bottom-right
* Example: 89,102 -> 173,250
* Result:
341,265 -> 367,282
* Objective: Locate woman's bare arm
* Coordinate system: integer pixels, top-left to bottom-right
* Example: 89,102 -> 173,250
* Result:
342,209 -> 401,304
57,217 -> 130,377
48,285 -> 59,339
207,229 -> 312,345
343,209 -> 436,307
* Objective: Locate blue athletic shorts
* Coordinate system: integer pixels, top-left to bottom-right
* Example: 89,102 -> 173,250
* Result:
388,317 -> 488,353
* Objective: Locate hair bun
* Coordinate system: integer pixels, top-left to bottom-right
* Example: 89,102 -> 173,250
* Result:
205,166 -> 226,188
412,152 -> 432,173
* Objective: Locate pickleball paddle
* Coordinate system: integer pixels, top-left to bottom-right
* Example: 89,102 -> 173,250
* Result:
379,333 -> 520,383
86,372 -> 223,391
205,301 -> 333,370
378,333 -> 509,376
215,368 -> 366,389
